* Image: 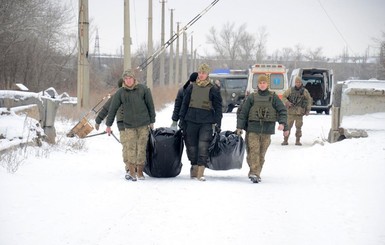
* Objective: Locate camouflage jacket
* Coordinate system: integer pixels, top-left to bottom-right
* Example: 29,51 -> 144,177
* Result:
282,86 -> 312,115
106,82 -> 156,129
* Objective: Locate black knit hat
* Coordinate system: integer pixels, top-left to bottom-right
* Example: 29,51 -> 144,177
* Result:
189,72 -> 198,82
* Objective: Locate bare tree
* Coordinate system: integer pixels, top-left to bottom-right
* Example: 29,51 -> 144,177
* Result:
255,26 -> 268,63
0,0 -> 76,91
206,22 -> 253,68
293,43 -> 304,68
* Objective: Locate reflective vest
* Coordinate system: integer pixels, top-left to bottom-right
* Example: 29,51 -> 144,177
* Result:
248,92 -> 277,122
189,83 -> 213,111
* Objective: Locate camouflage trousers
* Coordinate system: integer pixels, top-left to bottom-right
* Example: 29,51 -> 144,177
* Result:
119,130 -> 129,171
287,114 -> 303,138
120,126 -> 149,171
246,132 -> 271,177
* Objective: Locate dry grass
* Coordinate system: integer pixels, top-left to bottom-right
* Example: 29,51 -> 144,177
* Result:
151,85 -> 179,111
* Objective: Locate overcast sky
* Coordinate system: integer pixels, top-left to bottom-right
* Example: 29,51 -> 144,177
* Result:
65,0 -> 385,58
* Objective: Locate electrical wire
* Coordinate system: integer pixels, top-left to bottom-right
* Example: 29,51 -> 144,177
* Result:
316,0 -> 355,55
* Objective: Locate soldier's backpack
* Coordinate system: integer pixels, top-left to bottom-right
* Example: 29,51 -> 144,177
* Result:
144,127 -> 184,177
207,130 -> 245,170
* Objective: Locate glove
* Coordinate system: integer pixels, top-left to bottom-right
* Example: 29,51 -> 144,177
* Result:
171,121 -> 178,130
236,128 -> 243,136
149,123 -> 154,130
95,124 -> 100,131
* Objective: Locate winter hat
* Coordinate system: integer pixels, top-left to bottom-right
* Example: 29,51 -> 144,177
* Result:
257,74 -> 268,84
122,69 -> 136,79
198,63 -> 210,74
189,72 -> 198,82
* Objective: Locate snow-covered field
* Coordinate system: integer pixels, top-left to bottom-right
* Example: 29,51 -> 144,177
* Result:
1,104 -> 385,245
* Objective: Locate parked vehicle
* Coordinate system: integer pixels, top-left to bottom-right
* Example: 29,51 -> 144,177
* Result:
290,68 -> 334,114
246,64 -> 289,99
210,70 -> 248,113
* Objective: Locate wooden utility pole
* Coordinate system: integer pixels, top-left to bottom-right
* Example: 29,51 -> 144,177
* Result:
190,34 -> 193,74
124,0 -> 132,70
168,8 -> 175,86
181,31 -> 187,82
147,0 -> 154,89
159,0 -> 167,87
175,22 -> 180,85
77,0 -> 90,109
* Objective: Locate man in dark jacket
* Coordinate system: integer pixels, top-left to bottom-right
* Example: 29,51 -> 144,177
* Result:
171,72 -> 198,130
105,69 -> 156,181
179,63 -> 222,181
236,74 -> 289,183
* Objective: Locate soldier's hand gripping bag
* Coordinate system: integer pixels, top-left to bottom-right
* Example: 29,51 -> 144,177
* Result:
144,127 -> 184,177
207,130 -> 245,170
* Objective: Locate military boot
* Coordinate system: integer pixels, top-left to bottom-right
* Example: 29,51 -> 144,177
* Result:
197,165 -> 206,181
295,137 -> 302,146
190,165 -> 198,179
136,165 -> 145,180
125,164 -> 137,181
281,136 -> 289,145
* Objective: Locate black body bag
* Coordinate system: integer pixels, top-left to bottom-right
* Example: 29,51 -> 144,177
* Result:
144,127 -> 184,177
207,130 -> 245,170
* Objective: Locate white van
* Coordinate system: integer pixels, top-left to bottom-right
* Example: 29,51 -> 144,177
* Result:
290,68 -> 334,114
246,64 -> 289,99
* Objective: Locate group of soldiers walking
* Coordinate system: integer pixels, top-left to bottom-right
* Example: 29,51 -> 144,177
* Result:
95,64 -> 312,184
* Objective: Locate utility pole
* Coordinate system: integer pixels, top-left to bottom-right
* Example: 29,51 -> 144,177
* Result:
175,22 -> 180,85
181,30 -> 187,83
147,0 -> 153,90
159,0 -> 167,87
124,0 -> 132,71
77,0 -> 89,109
168,8 -> 175,86
190,33 -> 193,74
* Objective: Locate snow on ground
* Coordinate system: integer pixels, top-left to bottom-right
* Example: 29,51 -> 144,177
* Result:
1,104 -> 385,245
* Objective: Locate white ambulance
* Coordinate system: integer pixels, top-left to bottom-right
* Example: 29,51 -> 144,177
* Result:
246,64 -> 289,100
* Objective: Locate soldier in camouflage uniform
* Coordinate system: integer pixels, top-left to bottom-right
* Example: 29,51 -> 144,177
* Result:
179,63 -> 223,181
236,74 -> 289,183
281,76 -> 312,146
94,78 -> 129,171
106,70 -> 156,181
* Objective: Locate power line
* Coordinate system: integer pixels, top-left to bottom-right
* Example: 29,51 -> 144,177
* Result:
316,0 -> 355,55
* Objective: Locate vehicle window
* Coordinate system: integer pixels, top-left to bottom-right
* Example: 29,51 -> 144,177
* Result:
225,78 -> 247,89
269,74 -> 285,89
